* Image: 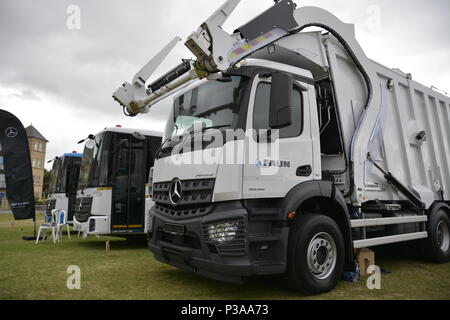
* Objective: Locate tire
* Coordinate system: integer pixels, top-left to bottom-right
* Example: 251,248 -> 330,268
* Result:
423,208 -> 450,263
286,214 -> 345,295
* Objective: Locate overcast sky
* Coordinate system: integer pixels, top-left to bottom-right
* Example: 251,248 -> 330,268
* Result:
0,0 -> 449,169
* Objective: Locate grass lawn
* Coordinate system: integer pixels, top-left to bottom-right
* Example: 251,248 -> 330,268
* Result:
0,213 -> 449,300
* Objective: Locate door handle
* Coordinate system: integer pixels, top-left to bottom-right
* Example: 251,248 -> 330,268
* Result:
297,165 -> 312,177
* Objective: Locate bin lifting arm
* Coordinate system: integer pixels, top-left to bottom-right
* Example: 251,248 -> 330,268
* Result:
186,0 -> 299,73
113,36 -> 182,116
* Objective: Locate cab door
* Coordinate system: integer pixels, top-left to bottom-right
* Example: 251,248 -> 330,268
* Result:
111,134 -> 147,233
127,136 -> 146,230
243,74 -> 321,199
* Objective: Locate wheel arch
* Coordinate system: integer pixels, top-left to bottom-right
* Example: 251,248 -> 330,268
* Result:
427,202 -> 450,234
281,181 -> 354,268
428,202 -> 450,217
423,201 -> 450,263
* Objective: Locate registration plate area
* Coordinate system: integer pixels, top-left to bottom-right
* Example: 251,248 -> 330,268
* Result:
164,223 -> 185,236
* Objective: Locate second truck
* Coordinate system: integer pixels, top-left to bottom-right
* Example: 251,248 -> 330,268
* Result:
46,152 -> 83,224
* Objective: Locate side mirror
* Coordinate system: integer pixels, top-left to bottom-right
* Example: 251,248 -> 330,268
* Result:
269,73 -> 294,129
77,134 -> 95,145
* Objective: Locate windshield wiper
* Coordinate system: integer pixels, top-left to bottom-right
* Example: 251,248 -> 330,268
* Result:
78,134 -> 95,145
156,125 -> 230,159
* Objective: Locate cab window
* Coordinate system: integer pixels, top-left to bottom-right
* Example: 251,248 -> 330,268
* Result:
253,82 -> 303,138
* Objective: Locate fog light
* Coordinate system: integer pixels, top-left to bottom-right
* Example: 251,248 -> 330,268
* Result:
207,221 -> 239,243
89,219 -> 96,232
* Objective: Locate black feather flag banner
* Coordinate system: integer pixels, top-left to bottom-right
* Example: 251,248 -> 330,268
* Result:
0,110 -> 35,220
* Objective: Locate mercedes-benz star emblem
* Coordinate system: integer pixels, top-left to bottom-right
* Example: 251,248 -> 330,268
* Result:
5,127 -> 19,138
169,179 -> 183,206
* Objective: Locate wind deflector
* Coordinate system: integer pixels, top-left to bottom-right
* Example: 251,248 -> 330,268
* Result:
0,110 -> 35,220
234,0 -> 299,41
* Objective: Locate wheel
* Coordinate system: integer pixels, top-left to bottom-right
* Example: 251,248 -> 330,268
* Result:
423,208 -> 450,263
287,214 -> 345,295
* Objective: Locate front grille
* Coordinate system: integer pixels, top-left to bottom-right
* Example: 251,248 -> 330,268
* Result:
45,199 -> 56,216
202,218 -> 247,256
154,179 -> 215,206
153,178 -> 215,219
74,197 -> 93,222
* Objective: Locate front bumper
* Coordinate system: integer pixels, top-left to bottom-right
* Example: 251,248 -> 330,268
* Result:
149,201 -> 288,283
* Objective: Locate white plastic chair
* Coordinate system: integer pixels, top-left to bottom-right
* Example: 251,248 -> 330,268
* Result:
55,210 -> 71,242
36,210 -> 58,244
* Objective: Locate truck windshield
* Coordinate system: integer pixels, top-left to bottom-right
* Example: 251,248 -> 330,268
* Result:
78,133 -> 110,190
168,76 -> 246,138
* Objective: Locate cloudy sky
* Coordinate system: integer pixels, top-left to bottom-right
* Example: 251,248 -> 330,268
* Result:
0,0 -> 449,169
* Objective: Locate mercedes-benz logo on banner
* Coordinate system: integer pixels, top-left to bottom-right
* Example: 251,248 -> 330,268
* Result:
5,127 -> 19,138
169,179 -> 183,206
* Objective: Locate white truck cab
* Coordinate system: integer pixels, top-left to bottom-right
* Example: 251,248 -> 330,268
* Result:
73,127 -> 162,237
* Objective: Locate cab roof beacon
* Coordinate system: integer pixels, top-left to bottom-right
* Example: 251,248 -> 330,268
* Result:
113,0 -> 450,294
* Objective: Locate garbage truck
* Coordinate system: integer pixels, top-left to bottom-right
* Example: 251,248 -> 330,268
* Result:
73,126 -> 162,237
113,0 -> 450,294
46,152 -> 83,224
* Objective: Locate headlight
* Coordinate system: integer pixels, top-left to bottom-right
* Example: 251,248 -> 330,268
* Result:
206,221 -> 239,243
